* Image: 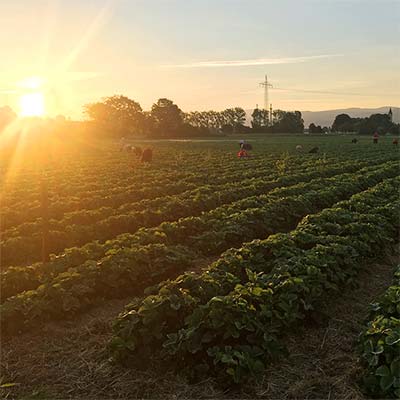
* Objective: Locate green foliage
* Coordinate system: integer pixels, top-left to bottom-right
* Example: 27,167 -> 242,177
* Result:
358,265 -> 400,398
109,174 -> 399,383
271,110 -> 304,133
251,108 -> 269,130
3,161 -> 398,335
84,95 -> 143,136
150,98 -> 184,136
331,111 -> 399,135
2,157 -> 390,300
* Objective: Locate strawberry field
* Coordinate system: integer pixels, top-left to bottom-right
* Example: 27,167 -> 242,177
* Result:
1,135 -> 399,399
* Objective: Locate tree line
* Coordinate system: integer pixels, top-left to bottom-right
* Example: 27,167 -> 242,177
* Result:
4,94 -> 395,137
84,95 -> 304,137
330,112 -> 399,135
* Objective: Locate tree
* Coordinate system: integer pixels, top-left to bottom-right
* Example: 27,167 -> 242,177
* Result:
309,123 -> 323,134
222,107 -> 246,133
331,112 -> 398,135
331,113 -> 354,132
232,107 -> 246,131
84,95 -> 143,136
272,110 -> 304,133
358,113 -> 393,135
251,108 -> 269,130
151,98 -> 183,137
141,112 -> 157,137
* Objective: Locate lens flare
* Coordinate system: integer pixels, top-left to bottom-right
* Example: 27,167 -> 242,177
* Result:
19,92 -> 45,117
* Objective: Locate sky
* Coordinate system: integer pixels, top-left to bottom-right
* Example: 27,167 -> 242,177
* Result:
0,0 -> 399,118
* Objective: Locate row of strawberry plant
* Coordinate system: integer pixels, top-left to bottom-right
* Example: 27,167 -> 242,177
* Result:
0,157 -> 379,267
1,152 -> 298,229
8,152 -> 390,237
357,265 -> 400,398
3,145 -> 392,229
1,159 -> 392,298
3,146 -> 290,206
109,177 -> 399,384
2,156 -> 323,239
1,165 -> 397,333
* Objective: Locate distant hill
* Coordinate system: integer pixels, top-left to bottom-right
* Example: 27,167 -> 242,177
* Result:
301,107 -> 399,128
245,106 -> 399,127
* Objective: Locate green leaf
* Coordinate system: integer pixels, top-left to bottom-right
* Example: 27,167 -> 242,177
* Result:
252,287 -> 264,296
221,354 -> 235,364
376,365 -> 390,377
380,375 -> 395,392
372,344 -> 384,354
391,360 -> 400,377
386,331 -> 400,346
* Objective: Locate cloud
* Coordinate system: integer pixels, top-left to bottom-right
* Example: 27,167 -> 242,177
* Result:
163,54 -> 342,68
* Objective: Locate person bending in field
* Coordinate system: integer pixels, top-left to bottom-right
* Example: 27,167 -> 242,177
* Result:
351,138 -> 358,143
373,132 -> 379,144
133,146 -> 142,157
243,143 -> 252,150
393,138 -> 399,146
238,148 -> 249,158
308,146 -> 319,154
141,148 -> 153,163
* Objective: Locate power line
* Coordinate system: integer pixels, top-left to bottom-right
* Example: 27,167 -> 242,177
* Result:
272,86 -> 400,97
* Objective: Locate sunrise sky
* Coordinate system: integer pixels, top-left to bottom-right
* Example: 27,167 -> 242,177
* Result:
0,0 -> 399,118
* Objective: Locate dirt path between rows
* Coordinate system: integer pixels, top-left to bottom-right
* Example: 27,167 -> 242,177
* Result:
1,253 -> 398,399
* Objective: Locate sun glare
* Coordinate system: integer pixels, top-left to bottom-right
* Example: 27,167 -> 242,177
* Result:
19,92 -> 45,117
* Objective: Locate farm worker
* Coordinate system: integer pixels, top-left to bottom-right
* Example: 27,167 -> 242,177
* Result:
141,148 -> 153,163
373,132 -> 379,144
133,146 -> 143,157
243,143 -> 252,150
239,139 -> 245,149
393,138 -> 399,146
296,145 -> 303,151
238,149 -> 248,158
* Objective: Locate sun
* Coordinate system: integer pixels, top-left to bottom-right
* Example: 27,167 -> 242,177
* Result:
19,92 -> 46,117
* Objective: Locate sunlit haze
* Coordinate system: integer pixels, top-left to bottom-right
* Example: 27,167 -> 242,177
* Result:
0,0 -> 399,118
19,92 -> 45,118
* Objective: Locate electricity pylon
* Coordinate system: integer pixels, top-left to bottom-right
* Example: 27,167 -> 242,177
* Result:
259,75 -> 272,125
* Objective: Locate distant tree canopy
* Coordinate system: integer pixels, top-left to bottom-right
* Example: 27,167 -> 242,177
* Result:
251,108 -> 269,130
308,123 -> 328,134
84,95 -> 143,135
84,95 -> 306,137
331,113 -> 354,132
358,113 -> 398,135
150,98 -> 183,136
183,107 -> 247,134
331,111 -> 399,135
250,109 -> 304,133
271,110 -> 304,133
